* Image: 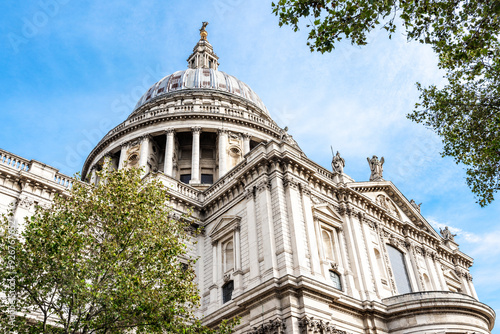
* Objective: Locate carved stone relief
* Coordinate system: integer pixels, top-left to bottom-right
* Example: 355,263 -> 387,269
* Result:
18,196 -> 34,210
125,144 -> 141,168
376,195 -> 401,219
248,318 -> 286,334
298,316 -> 347,334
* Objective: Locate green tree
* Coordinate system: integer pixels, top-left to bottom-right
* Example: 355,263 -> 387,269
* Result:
272,0 -> 500,206
0,167 -> 235,333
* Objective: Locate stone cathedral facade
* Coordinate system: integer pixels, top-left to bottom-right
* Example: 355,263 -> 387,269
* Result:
0,26 -> 495,333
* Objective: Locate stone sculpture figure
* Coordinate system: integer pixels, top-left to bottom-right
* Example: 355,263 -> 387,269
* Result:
440,226 -> 457,242
410,199 -> 422,213
331,151 -> 345,174
367,155 -> 384,181
200,22 -> 209,40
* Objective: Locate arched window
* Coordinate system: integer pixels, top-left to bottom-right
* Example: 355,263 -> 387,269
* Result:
329,270 -> 342,290
423,273 -> 431,291
223,241 -> 234,272
322,229 -> 335,261
386,244 -> 412,294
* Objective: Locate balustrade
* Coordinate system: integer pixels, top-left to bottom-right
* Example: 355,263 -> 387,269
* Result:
0,150 -> 30,171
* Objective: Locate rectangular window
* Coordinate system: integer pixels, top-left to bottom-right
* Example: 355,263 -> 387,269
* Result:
329,270 -> 342,290
222,280 -> 234,303
201,174 -> 213,184
180,174 -> 191,184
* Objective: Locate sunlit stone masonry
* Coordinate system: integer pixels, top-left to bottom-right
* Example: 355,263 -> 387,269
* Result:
0,24 -> 495,334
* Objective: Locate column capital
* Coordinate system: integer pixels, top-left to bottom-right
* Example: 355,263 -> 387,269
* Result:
242,133 -> 251,140
191,126 -> 202,134
218,128 -> 228,135
139,134 -> 152,142
165,127 -> 175,135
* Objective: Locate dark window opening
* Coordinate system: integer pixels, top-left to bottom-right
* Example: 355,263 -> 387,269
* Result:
180,174 -> 191,184
250,140 -> 260,151
201,148 -> 214,159
222,280 -> 234,303
201,174 -> 213,184
329,270 -> 342,290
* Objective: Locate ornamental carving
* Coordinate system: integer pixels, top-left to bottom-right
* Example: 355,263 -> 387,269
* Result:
125,144 -> 140,168
311,195 -> 324,205
248,318 -> 286,334
256,178 -> 271,193
18,196 -> 34,210
298,316 -> 347,334
376,195 -> 401,219
283,176 -> 298,189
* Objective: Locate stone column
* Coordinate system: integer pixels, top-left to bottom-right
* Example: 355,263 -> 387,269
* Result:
218,129 -> 228,178
190,127 -> 201,184
139,135 -> 150,175
103,154 -> 113,171
242,133 -> 251,155
164,128 -> 175,177
89,166 -> 97,184
118,144 -> 128,169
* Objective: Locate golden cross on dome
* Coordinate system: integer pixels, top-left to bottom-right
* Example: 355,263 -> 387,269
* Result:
200,21 -> 208,40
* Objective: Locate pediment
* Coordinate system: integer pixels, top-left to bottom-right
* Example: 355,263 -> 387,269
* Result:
348,181 -> 440,238
444,268 -> 461,283
209,215 -> 241,241
313,203 -> 343,229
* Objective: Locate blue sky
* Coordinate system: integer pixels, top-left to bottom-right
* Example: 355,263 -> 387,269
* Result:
1,1 -> 499,330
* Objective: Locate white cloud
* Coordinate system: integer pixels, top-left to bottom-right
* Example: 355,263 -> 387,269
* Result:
427,218 -> 500,258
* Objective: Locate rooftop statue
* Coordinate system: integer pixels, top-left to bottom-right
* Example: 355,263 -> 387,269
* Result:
331,150 -> 345,174
440,226 -> 457,242
367,155 -> 384,181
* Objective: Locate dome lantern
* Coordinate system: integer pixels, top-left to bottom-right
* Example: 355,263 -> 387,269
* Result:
187,22 -> 219,70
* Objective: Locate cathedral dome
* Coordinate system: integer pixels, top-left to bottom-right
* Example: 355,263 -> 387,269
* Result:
133,68 -> 268,116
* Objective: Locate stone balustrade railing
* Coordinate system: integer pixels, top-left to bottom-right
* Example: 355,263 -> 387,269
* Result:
0,148 -> 73,189
54,173 -> 73,188
153,173 -> 201,202
106,104 -> 281,138
0,149 -> 30,171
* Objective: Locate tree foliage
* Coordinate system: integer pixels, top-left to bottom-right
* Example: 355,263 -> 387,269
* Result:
0,167 -> 235,333
272,0 -> 500,206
